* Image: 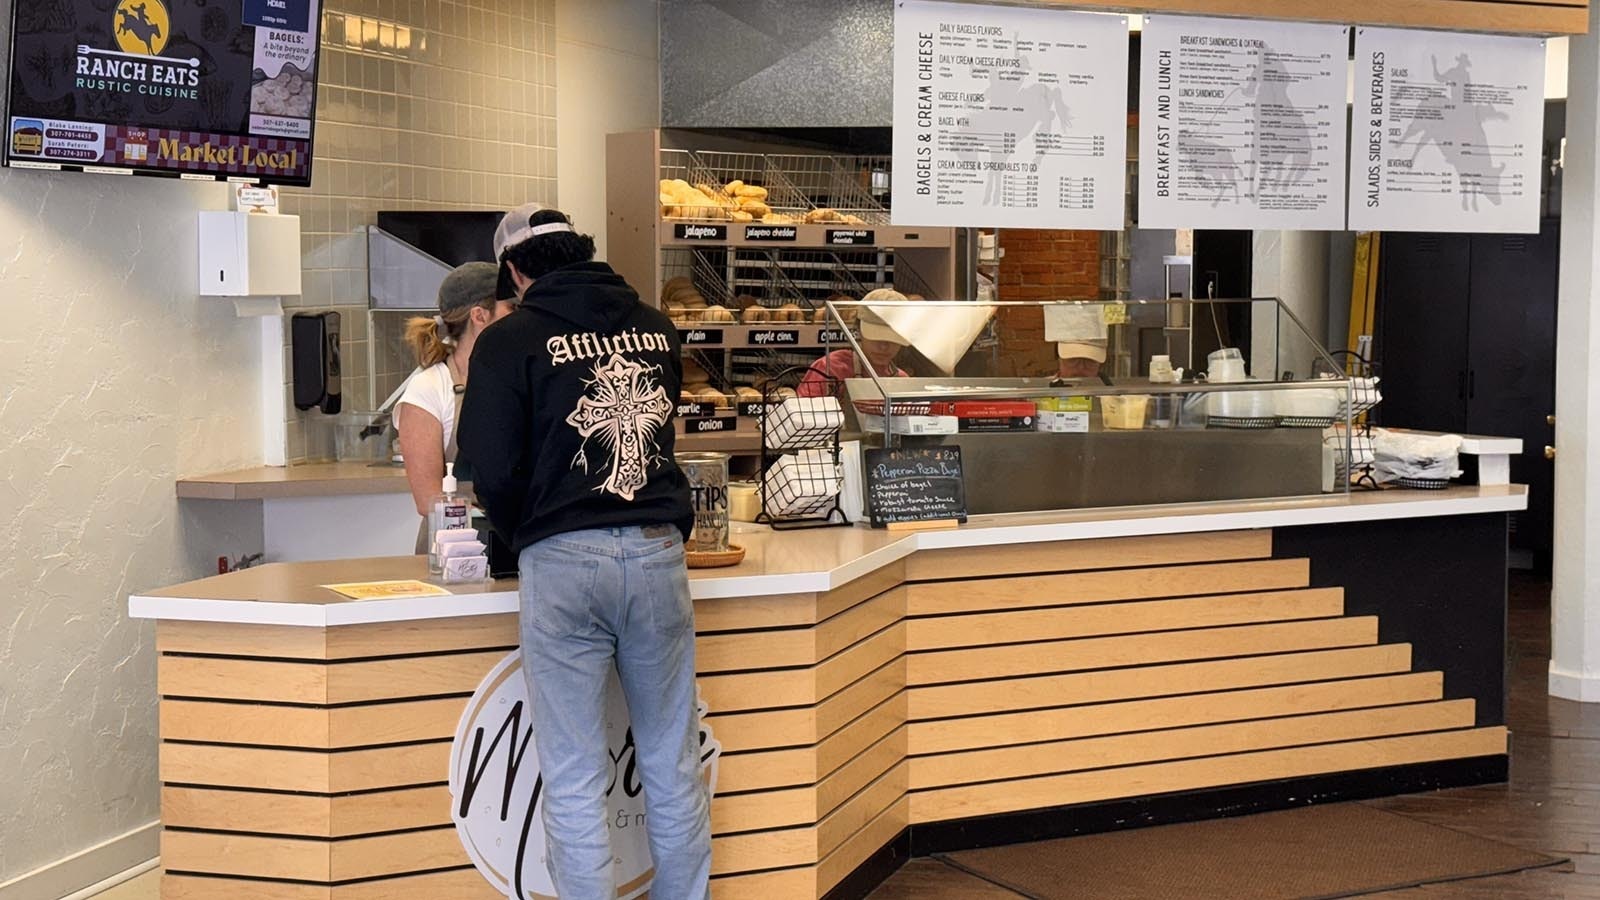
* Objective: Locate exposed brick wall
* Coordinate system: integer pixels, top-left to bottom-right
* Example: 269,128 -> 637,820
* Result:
993,230 -> 1103,376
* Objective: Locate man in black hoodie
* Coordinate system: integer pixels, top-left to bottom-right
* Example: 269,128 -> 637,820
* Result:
459,209 -> 710,900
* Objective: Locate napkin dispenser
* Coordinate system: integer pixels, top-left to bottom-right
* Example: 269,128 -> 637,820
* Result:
291,311 -> 342,414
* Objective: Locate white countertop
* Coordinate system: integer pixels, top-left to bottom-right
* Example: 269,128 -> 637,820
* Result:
129,485 -> 1527,628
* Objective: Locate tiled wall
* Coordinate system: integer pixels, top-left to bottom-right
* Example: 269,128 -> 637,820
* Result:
281,0 -> 559,463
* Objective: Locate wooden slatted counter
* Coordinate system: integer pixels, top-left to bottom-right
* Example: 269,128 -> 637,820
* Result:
130,486 -> 1526,900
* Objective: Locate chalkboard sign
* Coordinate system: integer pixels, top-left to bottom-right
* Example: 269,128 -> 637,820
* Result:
864,446 -> 967,528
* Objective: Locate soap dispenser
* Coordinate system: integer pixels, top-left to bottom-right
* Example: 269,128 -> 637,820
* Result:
428,463 -> 469,574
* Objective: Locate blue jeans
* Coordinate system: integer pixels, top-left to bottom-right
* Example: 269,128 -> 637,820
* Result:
518,526 -> 711,900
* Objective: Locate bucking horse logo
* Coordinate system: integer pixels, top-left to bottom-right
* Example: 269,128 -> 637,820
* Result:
115,0 -> 168,56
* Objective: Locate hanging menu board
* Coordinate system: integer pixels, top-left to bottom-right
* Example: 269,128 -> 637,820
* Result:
4,0 -> 322,184
864,446 -> 968,528
891,1 -> 1129,230
1347,28 -> 1545,234
1138,16 -> 1349,230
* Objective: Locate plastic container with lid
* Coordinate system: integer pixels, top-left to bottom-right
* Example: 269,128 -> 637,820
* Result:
1207,348 -> 1247,384
1100,395 -> 1150,430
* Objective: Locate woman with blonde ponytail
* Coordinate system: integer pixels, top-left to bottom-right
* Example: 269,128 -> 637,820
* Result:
396,263 -> 518,528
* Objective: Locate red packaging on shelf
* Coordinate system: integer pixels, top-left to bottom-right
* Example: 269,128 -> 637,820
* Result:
952,400 -> 1038,419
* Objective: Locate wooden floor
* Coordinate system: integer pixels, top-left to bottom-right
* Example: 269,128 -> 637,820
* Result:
869,573 -> 1600,899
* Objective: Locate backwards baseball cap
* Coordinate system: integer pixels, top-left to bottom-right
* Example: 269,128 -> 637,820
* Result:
494,202 -> 574,258
438,262 -> 501,313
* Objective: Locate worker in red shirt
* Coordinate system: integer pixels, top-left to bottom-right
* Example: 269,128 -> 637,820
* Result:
798,289 -> 911,398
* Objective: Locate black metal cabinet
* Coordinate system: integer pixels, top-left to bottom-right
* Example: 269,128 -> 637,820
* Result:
1376,219 -> 1559,562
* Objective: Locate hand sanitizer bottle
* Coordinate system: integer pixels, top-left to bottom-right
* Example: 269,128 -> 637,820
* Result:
428,463 -> 469,574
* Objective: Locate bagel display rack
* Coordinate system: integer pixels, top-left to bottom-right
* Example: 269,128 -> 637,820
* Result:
755,369 -> 848,531
1322,352 -> 1384,491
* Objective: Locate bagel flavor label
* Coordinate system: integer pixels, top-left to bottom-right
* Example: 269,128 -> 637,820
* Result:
677,328 -> 723,345
749,330 -> 800,346
743,225 -> 797,241
674,223 -> 727,241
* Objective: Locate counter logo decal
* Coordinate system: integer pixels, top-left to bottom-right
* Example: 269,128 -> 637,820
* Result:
113,0 -> 170,56
449,652 -> 721,900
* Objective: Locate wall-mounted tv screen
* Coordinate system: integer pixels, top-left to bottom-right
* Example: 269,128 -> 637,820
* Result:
4,0 -> 322,186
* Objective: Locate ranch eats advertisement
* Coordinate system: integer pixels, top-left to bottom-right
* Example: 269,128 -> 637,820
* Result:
5,0 -> 320,183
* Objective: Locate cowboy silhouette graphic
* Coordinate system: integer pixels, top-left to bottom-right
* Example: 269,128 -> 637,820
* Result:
1394,53 -> 1510,212
117,2 -> 164,55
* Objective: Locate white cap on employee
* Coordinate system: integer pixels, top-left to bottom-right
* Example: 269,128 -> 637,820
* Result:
857,288 -> 911,346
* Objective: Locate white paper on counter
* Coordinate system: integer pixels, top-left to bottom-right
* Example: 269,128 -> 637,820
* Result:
1347,28 -> 1546,234
891,1 -> 1129,229
1138,15 -> 1350,230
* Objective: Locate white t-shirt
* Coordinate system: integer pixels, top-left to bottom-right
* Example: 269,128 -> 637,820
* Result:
398,362 -> 460,457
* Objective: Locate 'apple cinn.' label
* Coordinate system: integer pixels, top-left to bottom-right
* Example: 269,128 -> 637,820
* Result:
674,223 -> 727,241
748,330 -> 799,346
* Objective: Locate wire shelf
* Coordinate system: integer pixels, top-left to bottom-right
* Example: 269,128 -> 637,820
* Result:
887,252 -> 938,299
767,153 -> 890,225
757,249 -> 878,310
658,149 -> 809,224
659,248 -> 736,312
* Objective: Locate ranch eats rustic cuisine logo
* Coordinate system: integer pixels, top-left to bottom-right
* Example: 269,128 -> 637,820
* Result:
449,652 -> 721,900
76,0 -> 200,101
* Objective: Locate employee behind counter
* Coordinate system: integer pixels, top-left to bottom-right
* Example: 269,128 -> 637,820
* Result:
798,288 -> 911,399
396,262 -> 518,550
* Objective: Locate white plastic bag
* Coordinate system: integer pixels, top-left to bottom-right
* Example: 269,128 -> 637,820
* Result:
1371,431 -> 1463,484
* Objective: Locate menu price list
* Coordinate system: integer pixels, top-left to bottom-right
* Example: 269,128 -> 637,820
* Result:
864,446 -> 968,527
893,0 -> 1129,229
1139,16 -> 1350,230
1348,28 -> 1544,234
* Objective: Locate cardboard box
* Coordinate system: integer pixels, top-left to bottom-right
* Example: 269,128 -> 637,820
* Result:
1036,410 -> 1090,433
960,415 -> 1036,432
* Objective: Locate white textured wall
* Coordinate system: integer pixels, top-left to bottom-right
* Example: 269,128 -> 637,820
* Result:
1551,4 -> 1600,703
556,0 -> 661,258
0,170 -> 266,887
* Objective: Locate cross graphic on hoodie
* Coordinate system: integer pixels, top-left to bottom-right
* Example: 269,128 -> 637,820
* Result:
566,353 -> 674,501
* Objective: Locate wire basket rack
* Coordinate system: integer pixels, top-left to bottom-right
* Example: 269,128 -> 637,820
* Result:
729,350 -> 824,388
1315,351 -> 1382,421
759,249 -> 878,310
887,252 -> 939,299
1326,425 -> 1379,490
757,368 -> 848,530
658,247 -> 738,309
764,451 -> 845,519
767,153 -> 892,225
763,396 -> 845,451
658,150 -> 812,223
